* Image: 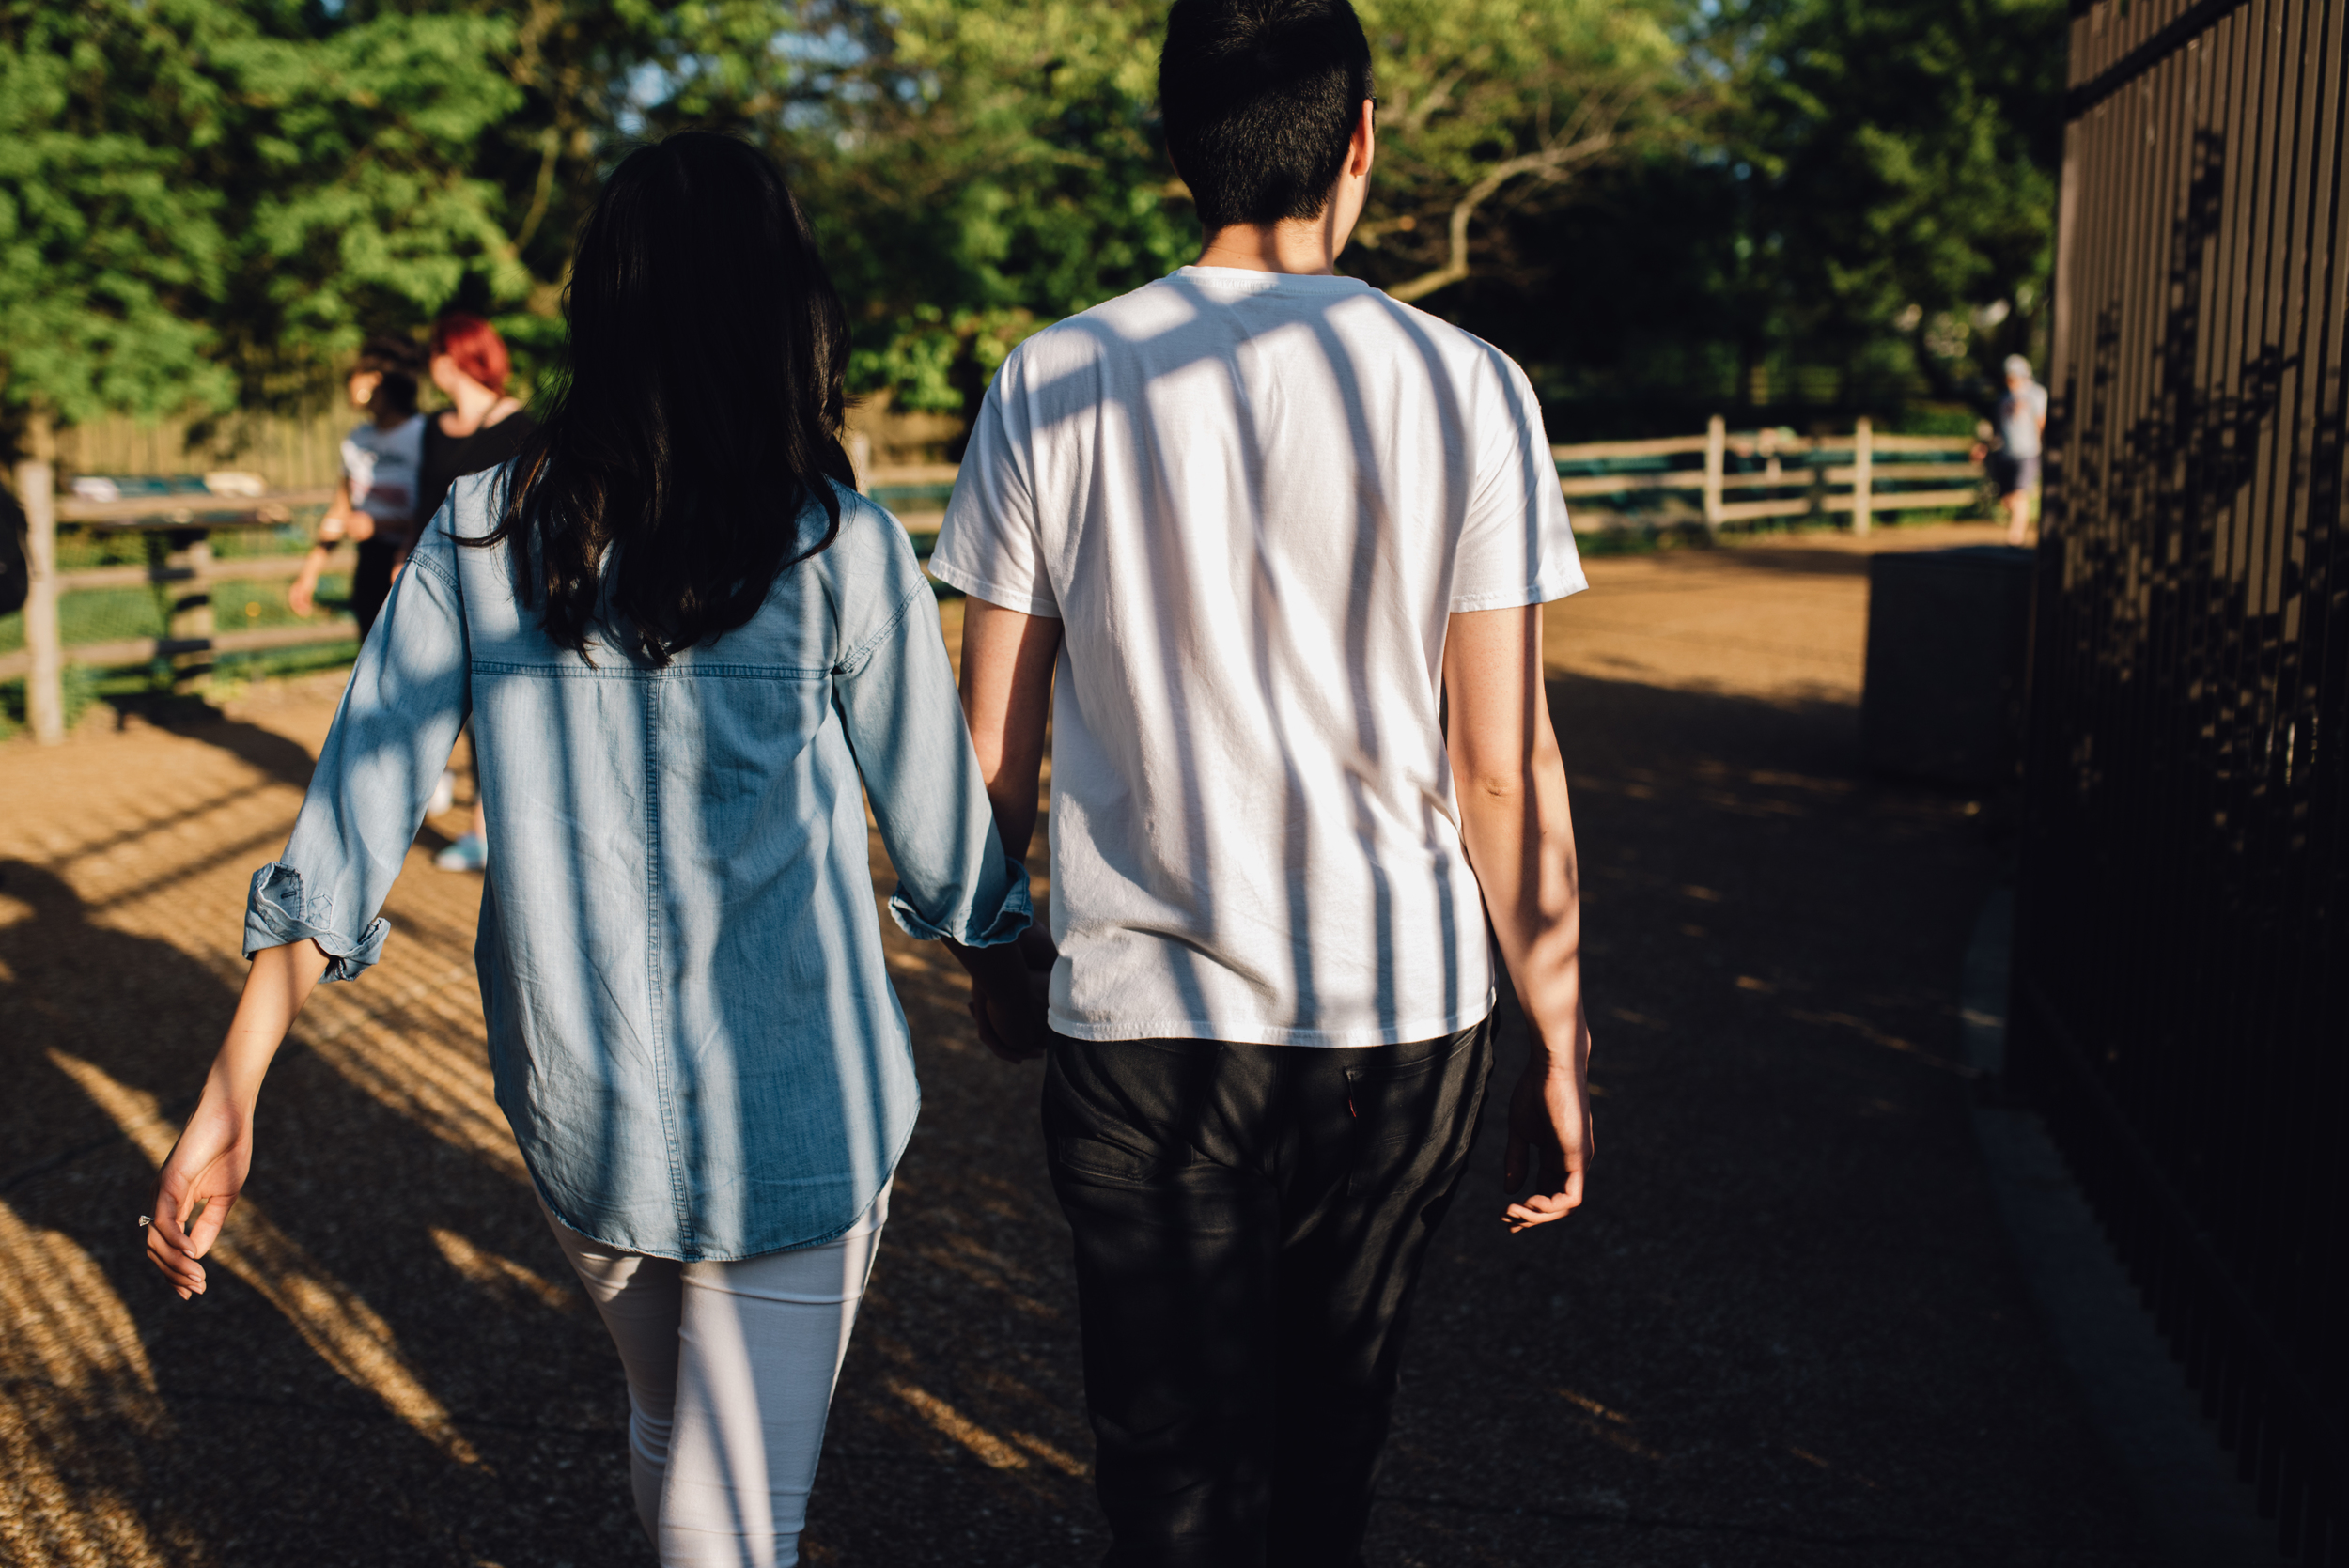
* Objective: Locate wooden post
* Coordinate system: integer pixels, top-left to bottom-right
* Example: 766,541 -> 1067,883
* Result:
18,412 -> 64,743
1703,414 -> 1726,539
1852,416 -> 1874,537
166,534 -> 214,691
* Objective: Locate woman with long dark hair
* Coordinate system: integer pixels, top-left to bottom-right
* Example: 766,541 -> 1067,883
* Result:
140,132 -> 1043,1565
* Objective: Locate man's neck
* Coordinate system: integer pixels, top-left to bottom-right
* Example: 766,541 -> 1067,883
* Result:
1194,216 -> 1344,276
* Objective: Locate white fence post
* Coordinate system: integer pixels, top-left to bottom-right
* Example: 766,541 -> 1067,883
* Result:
1852,416 -> 1874,537
1703,415 -> 1726,538
18,412 -> 64,743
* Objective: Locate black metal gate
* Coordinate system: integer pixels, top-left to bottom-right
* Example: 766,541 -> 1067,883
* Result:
2016,0 -> 2349,1559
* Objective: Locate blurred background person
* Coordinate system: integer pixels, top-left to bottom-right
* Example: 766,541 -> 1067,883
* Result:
1977,353 -> 2047,546
417,312 -> 537,874
288,336 -> 427,636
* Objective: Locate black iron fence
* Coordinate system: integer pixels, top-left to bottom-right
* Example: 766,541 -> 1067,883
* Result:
2014,1 -> 2348,1560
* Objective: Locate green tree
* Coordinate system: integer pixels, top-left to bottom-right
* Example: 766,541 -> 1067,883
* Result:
1347,0 -> 1690,303
765,0 -> 1191,414
0,0 -> 524,427
1713,0 -> 2067,401
772,0 -> 1696,413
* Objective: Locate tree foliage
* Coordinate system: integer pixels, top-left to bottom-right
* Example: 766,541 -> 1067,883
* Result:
1716,0 -> 2067,399
3,0 -> 2067,437
0,0 -> 524,423
1346,0 -> 1688,303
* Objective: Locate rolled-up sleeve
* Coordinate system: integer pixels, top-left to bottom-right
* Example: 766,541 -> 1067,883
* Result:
832,558 -> 1032,947
243,521 -> 472,979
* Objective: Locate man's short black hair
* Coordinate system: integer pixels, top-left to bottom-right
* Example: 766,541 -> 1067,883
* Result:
1159,0 -> 1373,231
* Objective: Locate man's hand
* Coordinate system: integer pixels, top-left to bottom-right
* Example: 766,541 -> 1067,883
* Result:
1501,1017 -> 1593,1233
949,935 -> 1052,1063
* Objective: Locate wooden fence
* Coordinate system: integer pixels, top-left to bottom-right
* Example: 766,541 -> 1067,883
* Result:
60,410 -> 352,492
9,420 -> 1986,741
1550,417 -> 1984,536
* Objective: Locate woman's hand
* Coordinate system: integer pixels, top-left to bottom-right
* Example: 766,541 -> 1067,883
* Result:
146,1090 -> 255,1299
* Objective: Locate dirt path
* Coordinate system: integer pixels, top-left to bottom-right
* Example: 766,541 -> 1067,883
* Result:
0,521 -> 2151,1566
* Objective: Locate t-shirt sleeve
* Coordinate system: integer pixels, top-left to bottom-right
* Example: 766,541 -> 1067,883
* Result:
927,355 -> 1061,618
1449,351 -> 1584,613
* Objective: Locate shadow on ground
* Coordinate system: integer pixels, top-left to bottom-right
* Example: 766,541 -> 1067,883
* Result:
0,859 -> 639,1567
799,671 -> 2154,1567
0,661 -> 2153,1567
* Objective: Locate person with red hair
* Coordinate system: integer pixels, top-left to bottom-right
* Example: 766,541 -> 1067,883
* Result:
419,313 -> 534,523
420,313 -> 537,872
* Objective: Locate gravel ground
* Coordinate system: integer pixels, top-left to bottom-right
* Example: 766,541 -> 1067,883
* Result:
0,522 -> 2156,1566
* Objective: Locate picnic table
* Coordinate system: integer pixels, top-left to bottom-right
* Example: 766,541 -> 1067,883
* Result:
8,462 -> 340,735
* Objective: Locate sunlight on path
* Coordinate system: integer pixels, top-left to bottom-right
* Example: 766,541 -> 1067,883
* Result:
0,1199 -> 179,1568
47,1049 -> 483,1468
1548,523 -> 2004,705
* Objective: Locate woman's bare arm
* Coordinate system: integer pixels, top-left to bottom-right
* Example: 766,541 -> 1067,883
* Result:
145,941 -> 330,1297
288,479 -> 366,617
1443,603 -> 1594,1231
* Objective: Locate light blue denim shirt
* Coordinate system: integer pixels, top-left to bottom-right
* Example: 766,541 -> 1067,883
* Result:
244,470 -> 1029,1260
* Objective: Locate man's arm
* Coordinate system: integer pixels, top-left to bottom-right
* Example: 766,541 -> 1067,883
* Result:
957,596 -> 1062,859
1444,603 -> 1594,1231
947,595 -> 1065,1059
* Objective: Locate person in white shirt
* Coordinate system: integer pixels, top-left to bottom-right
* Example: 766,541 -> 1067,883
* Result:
288,336 -> 428,638
928,1 -> 1595,1560
1978,353 -> 2048,546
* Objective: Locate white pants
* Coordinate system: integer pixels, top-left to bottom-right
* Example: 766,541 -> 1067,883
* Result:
542,1187 -> 889,1567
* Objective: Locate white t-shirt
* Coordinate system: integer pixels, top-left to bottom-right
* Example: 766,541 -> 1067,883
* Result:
1998,381 -> 2048,458
929,266 -> 1583,1047
342,415 -> 426,538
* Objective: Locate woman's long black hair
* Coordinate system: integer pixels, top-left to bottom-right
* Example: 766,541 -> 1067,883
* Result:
475,132 -> 857,666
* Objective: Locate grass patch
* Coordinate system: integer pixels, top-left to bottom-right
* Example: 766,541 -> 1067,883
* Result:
0,574 -> 351,656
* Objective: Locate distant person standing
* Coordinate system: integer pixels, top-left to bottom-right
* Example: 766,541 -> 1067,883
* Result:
416,313 -> 537,523
1980,354 -> 2047,546
288,337 -> 427,636
416,313 -> 537,875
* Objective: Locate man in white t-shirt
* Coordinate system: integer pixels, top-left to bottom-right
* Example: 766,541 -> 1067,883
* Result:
930,1 -> 1595,1560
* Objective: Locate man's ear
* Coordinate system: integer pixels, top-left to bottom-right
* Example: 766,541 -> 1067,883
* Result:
1350,98 -> 1377,178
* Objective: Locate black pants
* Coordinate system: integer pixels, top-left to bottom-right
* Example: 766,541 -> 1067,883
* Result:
1044,1020 -> 1495,1568
350,536 -> 402,640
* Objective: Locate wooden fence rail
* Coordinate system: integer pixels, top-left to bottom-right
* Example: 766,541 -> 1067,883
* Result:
3,464 -> 345,730
9,427 -> 1987,742
1548,417 -> 1983,538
